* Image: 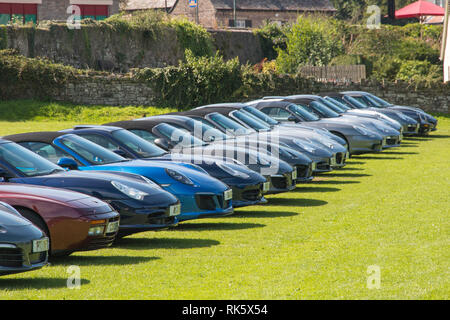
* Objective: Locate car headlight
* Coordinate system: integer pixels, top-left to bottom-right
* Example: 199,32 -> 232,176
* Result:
111,181 -> 149,201
217,162 -> 250,179
0,226 -> 7,234
293,139 -> 316,153
165,168 -> 194,186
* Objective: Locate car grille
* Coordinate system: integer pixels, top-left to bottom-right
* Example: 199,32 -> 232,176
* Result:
195,194 -> 230,211
271,176 -> 287,189
386,137 -> 398,145
242,189 -> 262,201
336,153 -> 344,165
316,161 -> 330,171
0,247 -> 23,268
296,165 -> 312,179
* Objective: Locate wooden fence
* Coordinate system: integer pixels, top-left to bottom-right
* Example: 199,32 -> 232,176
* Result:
299,65 -> 367,83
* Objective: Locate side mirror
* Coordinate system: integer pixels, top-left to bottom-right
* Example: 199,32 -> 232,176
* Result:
57,158 -> 79,170
154,138 -> 171,150
113,149 -> 128,158
287,116 -> 297,122
0,168 -> 10,182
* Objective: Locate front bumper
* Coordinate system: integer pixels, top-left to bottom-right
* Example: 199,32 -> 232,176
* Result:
111,200 -> 180,237
0,239 -> 48,276
418,122 -> 433,135
232,182 -> 268,208
176,191 -> 234,221
403,123 -> 419,136
382,135 -> 402,149
295,163 -> 315,183
349,135 -> 384,155
265,171 -> 296,194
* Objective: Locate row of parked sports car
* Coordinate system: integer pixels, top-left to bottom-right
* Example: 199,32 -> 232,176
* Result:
0,91 -> 438,276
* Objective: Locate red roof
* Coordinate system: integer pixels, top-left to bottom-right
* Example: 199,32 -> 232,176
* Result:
395,0 -> 445,19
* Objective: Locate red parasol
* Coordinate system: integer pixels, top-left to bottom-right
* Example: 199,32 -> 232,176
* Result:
395,0 -> 445,19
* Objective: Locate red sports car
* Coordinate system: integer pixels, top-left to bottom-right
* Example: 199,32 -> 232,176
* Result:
0,183 -> 120,256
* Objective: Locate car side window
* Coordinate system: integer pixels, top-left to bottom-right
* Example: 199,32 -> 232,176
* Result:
129,129 -> 158,143
77,133 -> 120,151
17,142 -> 75,164
263,107 -> 291,121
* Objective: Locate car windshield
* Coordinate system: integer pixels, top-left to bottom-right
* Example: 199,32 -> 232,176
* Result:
185,118 -> 230,142
344,96 -> 369,109
366,94 -> 391,107
318,98 -> 346,114
0,142 -> 65,177
155,123 -> 207,148
309,101 -> 340,118
60,134 -> 125,165
323,97 -> 351,111
208,113 -> 255,136
111,129 -> 167,158
242,106 -> 279,126
231,110 -> 271,132
288,104 -> 320,121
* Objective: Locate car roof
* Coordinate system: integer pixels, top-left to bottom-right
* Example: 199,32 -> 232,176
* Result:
246,99 -> 292,109
60,125 -> 123,133
138,115 -> 194,122
193,103 -> 247,110
3,131 -> 67,144
286,94 -> 321,100
318,92 -> 344,98
103,119 -> 161,131
341,91 -> 369,95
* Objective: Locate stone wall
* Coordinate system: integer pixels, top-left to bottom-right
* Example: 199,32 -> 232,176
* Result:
44,76 -> 449,114
0,24 -> 264,70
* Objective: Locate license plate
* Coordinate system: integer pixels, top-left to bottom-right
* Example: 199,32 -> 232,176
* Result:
224,189 -> 233,201
292,170 -> 297,180
382,138 -> 387,146
330,156 -> 337,166
346,151 -> 350,159
169,204 -> 181,216
32,237 -> 49,253
262,182 -> 270,192
106,221 -> 120,234
311,162 -> 317,171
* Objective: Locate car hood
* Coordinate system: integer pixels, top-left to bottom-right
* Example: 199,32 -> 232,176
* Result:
0,183 -> 89,203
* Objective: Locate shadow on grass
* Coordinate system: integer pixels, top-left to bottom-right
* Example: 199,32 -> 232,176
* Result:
427,134 -> 450,139
175,222 -> 265,232
231,210 -> 298,219
0,277 -> 90,290
267,198 -> 327,207
294,186 -> 341,193
345,161 -> 365,165
50,255 -> 159,266
317,172 -> 371,178
355,156 -> 404,160
312,180 -> 360,185
404,137 -> 432,141
336,167 -> 365,171
114,237 -> 220,250
382,151 -> 419,155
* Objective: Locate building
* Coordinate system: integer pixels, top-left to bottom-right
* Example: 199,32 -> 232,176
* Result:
124,0 -> 336,29
442,0 -> 450,82
0,0 -> 119,24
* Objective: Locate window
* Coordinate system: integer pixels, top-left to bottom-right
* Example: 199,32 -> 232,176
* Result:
70,4 -> 109,21
77,133 -> 121,150
228,19 -> 252,28
129,129 -> 158,143
0,3 -> 37,25
261,107 -> 292,121
18,142 -> 76,164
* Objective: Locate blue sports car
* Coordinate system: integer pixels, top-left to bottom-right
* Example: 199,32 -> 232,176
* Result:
0,139 -> 180,237
3,132 -> 233,222
59,125 -> 268,208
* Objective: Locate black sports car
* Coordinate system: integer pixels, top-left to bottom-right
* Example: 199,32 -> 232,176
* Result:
0,202 -> 48,276
59,125 -> 269,208
103,119 -> 298,195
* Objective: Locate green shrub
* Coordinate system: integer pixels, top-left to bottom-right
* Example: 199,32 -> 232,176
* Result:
396,60 -> 442,83
276,16 -> 344,73
370,56 -> 402,81
134,50 -> 242,109
254,22 -> 288,60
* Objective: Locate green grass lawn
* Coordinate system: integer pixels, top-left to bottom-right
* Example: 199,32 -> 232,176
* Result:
0,111 -> 449,299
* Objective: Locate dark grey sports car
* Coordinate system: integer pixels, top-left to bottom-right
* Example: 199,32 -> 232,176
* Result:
0,202 -> 48,276
281,95 -> 403,148
318,92 -> 419,136
341,91 -> 437,135
249,99 -> 385,155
